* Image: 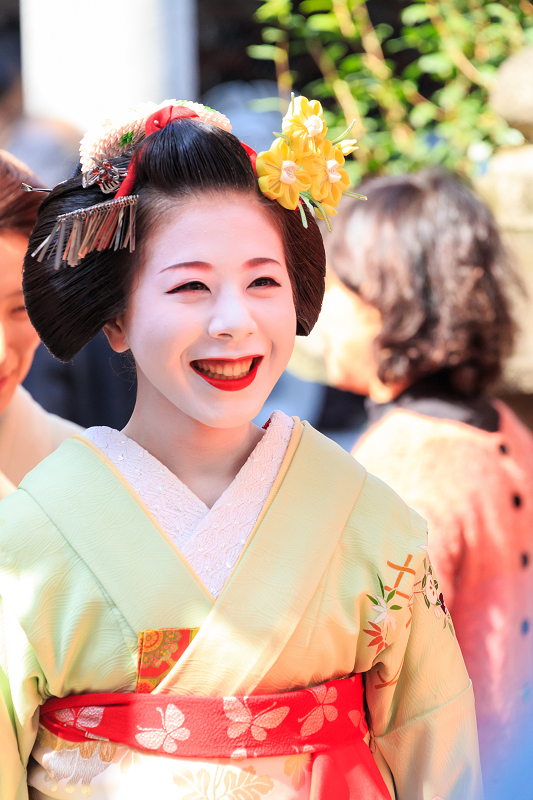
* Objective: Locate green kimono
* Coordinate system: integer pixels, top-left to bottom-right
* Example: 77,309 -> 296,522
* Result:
0,420 -> 482,799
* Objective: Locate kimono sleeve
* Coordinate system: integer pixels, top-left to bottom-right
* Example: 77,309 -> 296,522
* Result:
365,547 -> 483,800
0,596 -> 43,800
0,487 -> 138,800
0,491 -> 50,800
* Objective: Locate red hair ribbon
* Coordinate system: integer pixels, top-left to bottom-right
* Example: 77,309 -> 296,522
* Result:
145,104 -> 199,136
115,105 -> 258,198
240,142 -> 258,175
115,105 -> 200,199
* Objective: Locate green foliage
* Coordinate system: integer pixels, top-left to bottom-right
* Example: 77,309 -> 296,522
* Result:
249,0 -> 533,179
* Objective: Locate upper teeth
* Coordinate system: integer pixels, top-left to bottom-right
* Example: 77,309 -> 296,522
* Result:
195,358 -> 254,379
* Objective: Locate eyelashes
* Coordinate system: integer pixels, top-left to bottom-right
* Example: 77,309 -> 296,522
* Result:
250,277 -> 281,288
166,281 -> 208,294
166,277 -> 281,295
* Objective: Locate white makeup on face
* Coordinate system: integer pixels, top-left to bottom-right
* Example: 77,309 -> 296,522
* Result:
114,195 -> 297,430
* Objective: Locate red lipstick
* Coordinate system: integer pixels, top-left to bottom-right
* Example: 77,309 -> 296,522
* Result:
191,356 -> 262,392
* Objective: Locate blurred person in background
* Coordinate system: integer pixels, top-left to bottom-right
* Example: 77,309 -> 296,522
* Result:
0,151 -> 79,496
321,169 -> 533,797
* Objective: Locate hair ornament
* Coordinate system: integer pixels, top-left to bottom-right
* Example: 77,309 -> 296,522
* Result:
32,195 -> 138,269
79,99 -> 232,175
82,157 -> 128,194
21,183 -> 52,193
256,94 -> 365,231
35,100 -> 231,269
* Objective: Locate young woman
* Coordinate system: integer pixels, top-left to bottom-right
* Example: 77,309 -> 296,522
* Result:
0,151 -> 79,497
0,102 -> 481,799
321,169 -> 531,795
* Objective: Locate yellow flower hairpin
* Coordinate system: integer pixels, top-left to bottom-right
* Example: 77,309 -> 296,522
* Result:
256,94 -> 365,231
256,139 -> 312,211
282,96 -> 328,157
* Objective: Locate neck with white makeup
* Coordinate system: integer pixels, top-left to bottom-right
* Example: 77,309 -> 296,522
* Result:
122,376 -> 264,509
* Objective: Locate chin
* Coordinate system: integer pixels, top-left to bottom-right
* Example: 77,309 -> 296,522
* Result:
179,392 -> 267,430
326,364 -> 366,396
196,408 -> 263,430
186,370 -> 282,429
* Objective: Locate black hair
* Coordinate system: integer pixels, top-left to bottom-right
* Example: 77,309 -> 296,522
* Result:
23,118 -> 326,362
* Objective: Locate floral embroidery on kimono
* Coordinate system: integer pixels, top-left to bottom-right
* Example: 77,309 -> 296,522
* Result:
364,573 -> 404,653
172,765 -> 275,799
416,555 -> 455,635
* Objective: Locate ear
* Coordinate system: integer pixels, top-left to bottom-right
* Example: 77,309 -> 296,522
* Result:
103,316 -> 129,353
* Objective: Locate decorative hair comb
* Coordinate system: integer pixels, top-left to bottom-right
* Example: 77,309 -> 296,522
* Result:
31,95 -> 364,269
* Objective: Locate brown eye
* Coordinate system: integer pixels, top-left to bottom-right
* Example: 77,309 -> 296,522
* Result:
166,281 -> 209,294
250,277 -> 280,288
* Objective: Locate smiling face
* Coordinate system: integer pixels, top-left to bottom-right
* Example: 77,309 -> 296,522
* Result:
105,193 -> 297,429
0,231 -> 40,415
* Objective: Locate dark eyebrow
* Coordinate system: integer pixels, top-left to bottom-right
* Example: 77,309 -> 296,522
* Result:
159,257 -> 283,274
159,261 -> 211,274
245,257 -> 283,268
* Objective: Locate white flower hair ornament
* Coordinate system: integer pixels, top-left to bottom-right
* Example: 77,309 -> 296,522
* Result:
79,99 -> 232,176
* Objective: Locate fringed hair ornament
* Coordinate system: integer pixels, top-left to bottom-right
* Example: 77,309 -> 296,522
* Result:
32,195 -> 138,269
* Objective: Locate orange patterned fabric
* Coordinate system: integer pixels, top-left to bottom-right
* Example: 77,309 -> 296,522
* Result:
354,400 -> 533,789
135,628 -> 199,693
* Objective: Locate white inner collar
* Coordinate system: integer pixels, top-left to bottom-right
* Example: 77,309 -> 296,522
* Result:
84,411 -> 295,598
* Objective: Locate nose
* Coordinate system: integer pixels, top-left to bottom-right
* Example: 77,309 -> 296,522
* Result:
207,289 -> 258,341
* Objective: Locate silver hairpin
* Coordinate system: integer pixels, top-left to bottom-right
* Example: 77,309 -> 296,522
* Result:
21,183 -> 52,193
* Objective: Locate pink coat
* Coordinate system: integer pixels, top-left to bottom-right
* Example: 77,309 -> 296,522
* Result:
354,401 -> 533,781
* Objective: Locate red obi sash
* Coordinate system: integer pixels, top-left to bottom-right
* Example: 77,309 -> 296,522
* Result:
40,674 -> 391,799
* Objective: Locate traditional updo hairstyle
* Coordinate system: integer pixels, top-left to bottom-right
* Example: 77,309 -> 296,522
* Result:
0,150 -> 44,236
23,119 -> 326,363
327,169 -> 517,395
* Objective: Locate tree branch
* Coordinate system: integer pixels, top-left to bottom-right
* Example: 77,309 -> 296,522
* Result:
424,1 -> 493,89
350,2 -> 391,82
306,38 -> 365,135
274,38 -> 293,112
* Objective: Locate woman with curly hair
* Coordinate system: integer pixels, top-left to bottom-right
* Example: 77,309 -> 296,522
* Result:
321,168 -> 532,794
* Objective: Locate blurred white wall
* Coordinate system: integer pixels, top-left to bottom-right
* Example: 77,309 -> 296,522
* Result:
20,0 -> 198,133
